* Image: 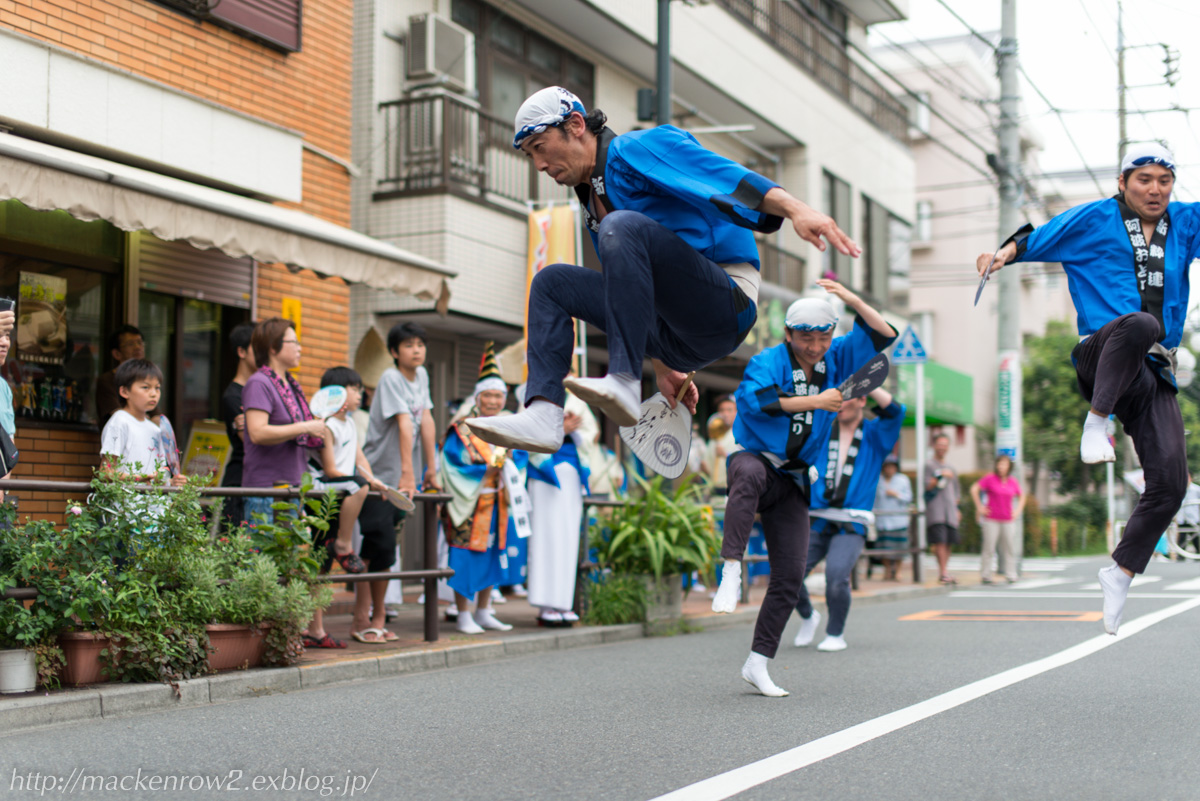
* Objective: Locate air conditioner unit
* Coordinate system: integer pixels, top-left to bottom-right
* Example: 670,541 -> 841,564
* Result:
407,13 -> 476,95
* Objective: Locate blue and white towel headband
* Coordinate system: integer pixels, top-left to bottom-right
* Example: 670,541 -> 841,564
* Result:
513,87 -> 587,150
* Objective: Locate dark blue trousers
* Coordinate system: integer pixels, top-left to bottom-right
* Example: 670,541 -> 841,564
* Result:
525,210 -> 756,406
795,521 -> 865,637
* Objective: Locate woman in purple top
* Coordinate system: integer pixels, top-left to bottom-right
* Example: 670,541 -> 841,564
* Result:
970,454 -> 1026,584
243,317 -> 343,649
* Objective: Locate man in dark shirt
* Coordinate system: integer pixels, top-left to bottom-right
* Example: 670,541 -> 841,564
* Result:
220,322 -> 255,529
95,325 -> 146,429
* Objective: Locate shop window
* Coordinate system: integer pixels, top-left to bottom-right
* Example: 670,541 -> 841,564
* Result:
1,255 -> 121,428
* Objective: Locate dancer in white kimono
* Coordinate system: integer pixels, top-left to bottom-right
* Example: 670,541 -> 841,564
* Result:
526,390 -> 599,626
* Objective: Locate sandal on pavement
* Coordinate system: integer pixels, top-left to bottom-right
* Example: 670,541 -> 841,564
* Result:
302,633 -> 348,649
939,575 -> 957,585
351,628 -> 389,645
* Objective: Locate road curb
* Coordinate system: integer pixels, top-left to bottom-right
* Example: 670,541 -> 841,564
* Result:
0,585 -> 949,735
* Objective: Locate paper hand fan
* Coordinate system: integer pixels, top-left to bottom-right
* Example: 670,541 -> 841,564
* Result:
836,354 -> 890,400
381,486 -> 416,512
309,385 -> 348,419
619,373 -> 695,480
158,414 -> 181,477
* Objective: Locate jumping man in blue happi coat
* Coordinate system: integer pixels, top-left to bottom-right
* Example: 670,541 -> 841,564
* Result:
978,143 -> 1200,636
467,86 -> 861,454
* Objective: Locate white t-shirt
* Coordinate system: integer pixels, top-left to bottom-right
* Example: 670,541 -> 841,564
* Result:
326,415 -> 358,478
100,409 -> 169,476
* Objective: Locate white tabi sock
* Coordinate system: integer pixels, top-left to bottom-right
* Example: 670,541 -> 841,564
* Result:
474,608 -> 513,631
741,652 -> 789,697
1098,563 -> 1134,635
562,373 -> 642,427
456,609 -> 484,634
1080,412 -> 1115,464
817,634 -> 847,652
794,609 -> 821,647
466,400 -> 564,454
711,560 -> 742,613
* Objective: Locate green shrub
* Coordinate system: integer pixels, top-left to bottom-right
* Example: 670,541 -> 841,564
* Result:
583,574 -> 646,626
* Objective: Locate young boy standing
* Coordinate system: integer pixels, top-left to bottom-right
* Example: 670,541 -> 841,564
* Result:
100,359 -> 187,498
362,323 -> 442,611
314,367 -> 399,640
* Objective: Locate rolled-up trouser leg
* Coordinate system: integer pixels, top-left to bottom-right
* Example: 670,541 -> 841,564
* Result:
722,452 -> 771,561
751,480 -> 810,659
1113,373 -> 1188,573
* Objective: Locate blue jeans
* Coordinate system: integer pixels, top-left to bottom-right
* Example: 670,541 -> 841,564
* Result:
244,496 -> 299,526
795,521 -> 866,637
525,210 -> 756,406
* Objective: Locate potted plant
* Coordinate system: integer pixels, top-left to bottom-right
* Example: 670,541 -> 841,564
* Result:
589,475 -> 720,628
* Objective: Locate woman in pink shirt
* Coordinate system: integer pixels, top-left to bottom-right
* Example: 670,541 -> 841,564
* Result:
970,454 -> 1026,584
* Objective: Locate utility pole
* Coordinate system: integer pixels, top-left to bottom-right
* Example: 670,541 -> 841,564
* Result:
1118,0 -> 1127,166
995,0 -> 1023,552
656,0 -> 672,127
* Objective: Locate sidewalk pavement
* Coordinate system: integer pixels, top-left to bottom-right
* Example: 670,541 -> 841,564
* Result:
0,561 -> 974,734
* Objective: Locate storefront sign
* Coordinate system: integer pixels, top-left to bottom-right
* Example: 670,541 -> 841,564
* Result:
16,272 -> 68,365
181,420 -> 232,485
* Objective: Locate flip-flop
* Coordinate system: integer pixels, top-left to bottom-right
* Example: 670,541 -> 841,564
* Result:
351,628 -> 389,645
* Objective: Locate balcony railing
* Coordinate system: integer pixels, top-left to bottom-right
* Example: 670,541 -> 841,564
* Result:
377,93 -> 569,206
714,0 -> 909,142
758,241 -> 807,292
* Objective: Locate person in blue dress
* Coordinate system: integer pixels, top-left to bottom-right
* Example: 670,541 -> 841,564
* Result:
793,387 -> 904,652
440,346 -> 530,635
710,282 -> 896,696
977,143 -> 1200,635
468,86 -> 860,455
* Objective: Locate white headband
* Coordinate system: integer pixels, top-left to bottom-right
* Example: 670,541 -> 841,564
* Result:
474,377 -> 507,398
513,87 -> 587,150
785,298 -> 838,332
1121,143 -> 1176,174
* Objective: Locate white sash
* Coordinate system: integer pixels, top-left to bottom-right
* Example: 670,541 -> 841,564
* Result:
501,459 -> 534,539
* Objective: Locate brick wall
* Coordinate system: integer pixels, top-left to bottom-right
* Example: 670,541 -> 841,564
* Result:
255,262 -> 352,395
9,426 -> 101,524
0,0 -> 353,226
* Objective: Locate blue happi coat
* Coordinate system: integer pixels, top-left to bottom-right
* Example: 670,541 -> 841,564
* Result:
733,316 -> 896,483
579,125 -> 782,268
809,400 -> 906,535
1010,197 -> 1200,349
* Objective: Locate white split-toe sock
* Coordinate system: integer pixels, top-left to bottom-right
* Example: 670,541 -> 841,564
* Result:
1099,563 -> 1133,635
560,610 -> 579,623
456,608 -> 484,634
562,373 -> 642,427
817,634 -> 847,652
1080,411 -> 1115,464
741,652 -> 789,697
467,400 -> 564,454
711,560 -> 742,613
794,610 -> 821,647
474,608 -> 513,631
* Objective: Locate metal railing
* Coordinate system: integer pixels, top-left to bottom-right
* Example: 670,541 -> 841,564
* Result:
714,0 -> 909,142
377,92 -> 571,206
758,241 -> 807,292
0,479 -> 453,643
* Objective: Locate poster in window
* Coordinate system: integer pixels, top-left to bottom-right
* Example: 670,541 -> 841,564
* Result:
16,272 -> 69,365
181,419 -> 232,486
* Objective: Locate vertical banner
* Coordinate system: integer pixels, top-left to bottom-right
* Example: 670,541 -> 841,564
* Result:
524,205 -> 578,378
996,349 -> 1021,459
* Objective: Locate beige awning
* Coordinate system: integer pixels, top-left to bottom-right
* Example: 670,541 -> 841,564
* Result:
0,134 -> 454,311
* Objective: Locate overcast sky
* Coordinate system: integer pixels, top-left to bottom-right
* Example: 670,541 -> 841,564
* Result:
870,0 -> 1200,202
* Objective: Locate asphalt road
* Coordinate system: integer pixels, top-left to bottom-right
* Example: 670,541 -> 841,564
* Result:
3,555 -> 1199,801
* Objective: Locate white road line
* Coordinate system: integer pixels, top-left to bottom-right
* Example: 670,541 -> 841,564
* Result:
1005,578 -> 1078,590
950,591 -> 1197,599
649,596 -> 1200,801
1164,577 -> 1200,592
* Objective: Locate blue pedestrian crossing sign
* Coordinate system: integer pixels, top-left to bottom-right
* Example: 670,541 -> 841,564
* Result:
891,325 -> 928,364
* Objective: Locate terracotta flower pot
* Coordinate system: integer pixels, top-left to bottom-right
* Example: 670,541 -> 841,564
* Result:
57,631 -> 112,686
205,624 -> 269,671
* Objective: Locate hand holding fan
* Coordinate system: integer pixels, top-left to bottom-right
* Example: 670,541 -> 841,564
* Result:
836,354 -> 890,400
619,372 -> 696,480
381,485 -> 416,512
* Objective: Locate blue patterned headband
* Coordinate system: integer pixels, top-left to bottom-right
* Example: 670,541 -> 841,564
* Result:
785,298 -> 838,332
1121,143 -> 1176,174
513,87 -> 587,150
